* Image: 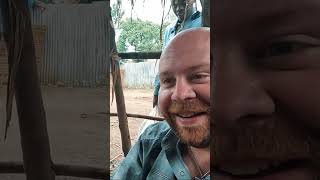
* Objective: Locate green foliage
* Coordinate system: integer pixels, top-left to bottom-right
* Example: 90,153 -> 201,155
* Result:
117,19 -> 165,53
111,2 -> 125,27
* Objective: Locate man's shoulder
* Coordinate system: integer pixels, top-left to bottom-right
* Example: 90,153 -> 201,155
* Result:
139,121 -> 171,142
191,11 -> 202,21
111,122 -> 172,180
164,22 -> 176,34
186,11 -> 202,28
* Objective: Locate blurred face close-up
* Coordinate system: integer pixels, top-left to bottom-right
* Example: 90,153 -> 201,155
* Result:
159,29 -> 210,148
172,0 -> 194,22
213,0 -> 320,179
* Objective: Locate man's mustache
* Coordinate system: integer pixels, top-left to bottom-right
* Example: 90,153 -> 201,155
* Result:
213,118 -> 320,165
168,99 -> 210,114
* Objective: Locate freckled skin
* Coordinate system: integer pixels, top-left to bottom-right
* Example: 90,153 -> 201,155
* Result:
213,0 -> 320,179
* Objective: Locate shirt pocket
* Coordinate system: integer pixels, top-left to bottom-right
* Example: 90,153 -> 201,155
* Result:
147,168 -> 175,180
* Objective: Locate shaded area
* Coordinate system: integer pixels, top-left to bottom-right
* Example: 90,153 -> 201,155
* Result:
0,87 -> 107,179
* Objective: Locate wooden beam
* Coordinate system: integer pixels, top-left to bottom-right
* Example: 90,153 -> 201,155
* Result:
118,52 -> 161,60
54,163 -> 107,179
109,11 -> 131,156
0,162 -> 107,179
6,0 -> 55,179
112,61 -> 132,156
105,112 -> 165,121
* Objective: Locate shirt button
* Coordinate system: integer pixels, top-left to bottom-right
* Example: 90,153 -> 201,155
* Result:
180,171 -> 185,176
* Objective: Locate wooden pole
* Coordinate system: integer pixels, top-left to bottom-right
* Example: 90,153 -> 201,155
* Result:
103,112 -> 165,121
113,61 -> 131,156
6,0 -> 55,179
109,9 -> 131,156
201,0 -> 210,27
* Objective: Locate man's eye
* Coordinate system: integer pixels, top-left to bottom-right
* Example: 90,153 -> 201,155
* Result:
161,78 -> 175,86
190,73 -> 210,82
255,34 -> 320,59
250,35 -> 320,70
257,41 -> 312,58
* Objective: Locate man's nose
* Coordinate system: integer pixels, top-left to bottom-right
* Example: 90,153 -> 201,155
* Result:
176,5 -> 185,12
171,78 -> 196,101
214,45 -> 275,128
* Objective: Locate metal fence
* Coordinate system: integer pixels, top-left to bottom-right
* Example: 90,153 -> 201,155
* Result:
122,60 -> 158,89
31,2 -> 109,87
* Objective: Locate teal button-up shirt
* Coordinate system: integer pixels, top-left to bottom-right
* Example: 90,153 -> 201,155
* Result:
111,121 -> 210,180
162,10 -> 202,49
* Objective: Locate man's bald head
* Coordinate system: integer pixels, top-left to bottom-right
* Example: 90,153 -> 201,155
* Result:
160,27 -> 210,67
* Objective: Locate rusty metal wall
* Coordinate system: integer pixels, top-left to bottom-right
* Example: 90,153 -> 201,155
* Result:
31,2 -> 109,87
122,60 -> 158,89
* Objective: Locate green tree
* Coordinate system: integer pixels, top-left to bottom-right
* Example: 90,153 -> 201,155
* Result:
111,1 -> 125,27
117,19 -> 166,54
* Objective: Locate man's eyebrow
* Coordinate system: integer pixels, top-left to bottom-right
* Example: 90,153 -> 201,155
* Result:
247,4 -> 320,33
188,64 -> 210,72
159,64 -> 210,77
159,71 -> 172,77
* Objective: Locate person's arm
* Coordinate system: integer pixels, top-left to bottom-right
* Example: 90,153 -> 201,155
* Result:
153,95 -> 158,108
153,74 -> 160,107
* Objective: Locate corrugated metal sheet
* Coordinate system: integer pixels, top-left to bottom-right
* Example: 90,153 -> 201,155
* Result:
122,60 -> 158,89
30,2 -> 109,87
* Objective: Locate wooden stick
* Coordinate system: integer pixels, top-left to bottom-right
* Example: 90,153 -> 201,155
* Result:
104,112 -> 165,121
109,12 -> 131,156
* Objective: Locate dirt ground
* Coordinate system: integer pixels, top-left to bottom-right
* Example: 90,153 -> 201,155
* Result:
110,88 -> 154,175
0,87 -> 107,180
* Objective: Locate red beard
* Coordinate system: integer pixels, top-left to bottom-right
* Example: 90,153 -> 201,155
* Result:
167,98 -> 210,148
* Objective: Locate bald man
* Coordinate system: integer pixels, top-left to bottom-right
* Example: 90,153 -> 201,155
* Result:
213,0 -> 320,179
112,28 -> 210,180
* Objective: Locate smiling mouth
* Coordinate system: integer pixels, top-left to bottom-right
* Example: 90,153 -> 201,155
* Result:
177,12 -> 185,18
213,159 -> 311,179
176,112 -> 206,118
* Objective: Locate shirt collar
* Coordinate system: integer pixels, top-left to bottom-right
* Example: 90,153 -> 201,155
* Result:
171,10 -> 201,34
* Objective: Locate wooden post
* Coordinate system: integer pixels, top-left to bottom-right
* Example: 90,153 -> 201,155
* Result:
5,0 -> 55,179
118,52 -> 161,60
201,0 -> 210,27
113,60 -> 131,156
108,7 -> 131,156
